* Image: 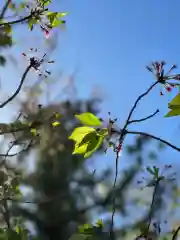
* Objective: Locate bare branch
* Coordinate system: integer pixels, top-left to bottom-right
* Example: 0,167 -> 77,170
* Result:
125,81 -> 159,128
0,9 -> 46,27
0,14 -> 33,27
0,140 -> 33,163
146,178 -> 159,234
0,65 -> 31,108
0,1 -> 10,20
172,226 -> 180,240
109,153 -> 119,240
126,130 -> 180,152
128,109 -> 159,125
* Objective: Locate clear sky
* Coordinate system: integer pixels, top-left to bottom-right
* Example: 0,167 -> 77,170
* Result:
1,0 -> 180,170
52,0 -> 180,170
1,0 -> 180,229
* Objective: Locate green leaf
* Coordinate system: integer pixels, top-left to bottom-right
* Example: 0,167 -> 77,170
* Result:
56,12 -> 68,17
47,12 -> 57,24
164,108 -> 180,117
69,126 -> 95,143
15,226 -> 20,234
30,128 -> 37,136
27,18 -> 38,31
84,135 -> 103,158
46,12 -> 67,28
79,224 -> 93,234
98,128 -> 108,137
168,93 -> 180,109
95,219 -> 103,228
40,0 -> 52,6
55,113 -> 60,118
0,34 -> 12,47
71,130 -> 104,158
73,142 -> 88,155
72,131 -> 97,155
51,19 -> 64,28
146,166 -> 154,176
3,24 -> 12,34
75,113 -> 102,126
52,121 -> 60,127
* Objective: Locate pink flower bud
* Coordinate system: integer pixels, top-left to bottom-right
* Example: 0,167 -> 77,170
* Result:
165,86 -> 172,92
44,29 -> 50,39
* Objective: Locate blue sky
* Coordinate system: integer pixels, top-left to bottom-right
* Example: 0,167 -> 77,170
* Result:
1,0 -> 180,170
54,0 -> 180,170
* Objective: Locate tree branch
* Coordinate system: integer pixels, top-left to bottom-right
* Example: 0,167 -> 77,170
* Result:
0,14 -> 33,27
128,109 -> 159,125
126,130 -> 180,152
121,81 -> 159,133
0,9 -> 46,27
109,153 -> 119,240
0,65 -> 31,108
0,0 -> 10,20
146,178 -> 159,234
172,226 -> 180,240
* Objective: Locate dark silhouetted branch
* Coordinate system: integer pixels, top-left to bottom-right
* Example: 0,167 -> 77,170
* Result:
0,65 -> 31,108
126,130 -> 180,152
172,226 -> 180,240
128,109 -> 159,125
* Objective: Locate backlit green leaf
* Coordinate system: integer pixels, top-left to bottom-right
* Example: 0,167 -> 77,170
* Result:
84,136 -> 103,158
164,108 -> 180,117
51,19 -> 64,27
30,128 -> 37,136
168,93 -> 180,109
56,12 -> 68,17
72,131 -> 97,155
75,112 -> 102,126
52,121 -> 60,127
69,126 -> 95,143
72,142 -> 88,155
96,219 -> 103,228
40,0 -> 52,6
98,128 -> 108,137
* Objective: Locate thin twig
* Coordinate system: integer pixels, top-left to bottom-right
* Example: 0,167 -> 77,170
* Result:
125,81 -> 159,128
146,179 -> 159,234
109,81 -> 164,239
109,82 -> 158,239
0,140 -> 33,165
0,1 -> 9,20
128,109 -> 159,125
109,153 -> 119,240
126,130 -> 180,152
0,14 -> 32,26
0,65 -> 31,108
172,226 -> 180,240
0,8 -> 45,27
